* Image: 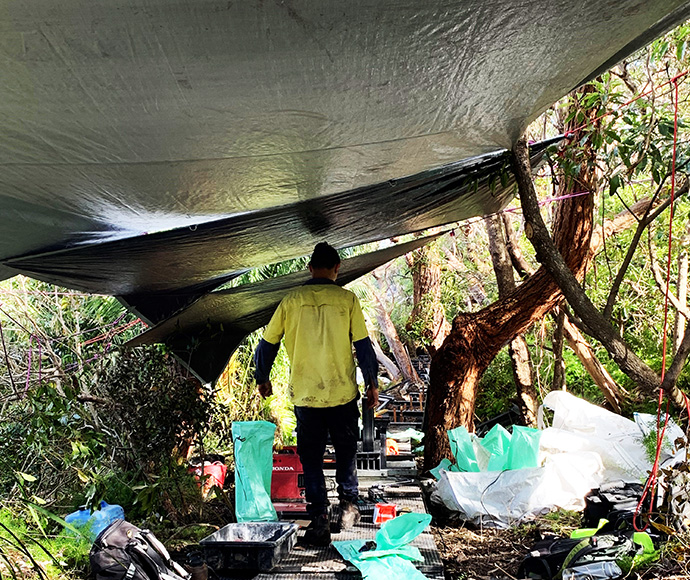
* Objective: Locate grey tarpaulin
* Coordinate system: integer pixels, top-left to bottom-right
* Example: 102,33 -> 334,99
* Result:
7,142 -> 551,298
126,233 -> 445,383
1,1 -> 689,289
0,0 -> 689,380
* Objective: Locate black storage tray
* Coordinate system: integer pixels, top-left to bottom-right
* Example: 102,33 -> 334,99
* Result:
200,522 -> 298,572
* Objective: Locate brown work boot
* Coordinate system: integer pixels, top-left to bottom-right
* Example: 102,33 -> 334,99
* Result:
338,500 -> 361,530
303,514 -> 331,547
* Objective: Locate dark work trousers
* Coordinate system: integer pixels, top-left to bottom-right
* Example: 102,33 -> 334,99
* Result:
294,398 -> 360,519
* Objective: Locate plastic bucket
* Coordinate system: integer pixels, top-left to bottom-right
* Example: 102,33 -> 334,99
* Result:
190,461 -> 227,494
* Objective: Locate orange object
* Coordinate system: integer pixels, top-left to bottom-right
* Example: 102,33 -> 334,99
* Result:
373,503 -> 397,525
386,438 -> 399,456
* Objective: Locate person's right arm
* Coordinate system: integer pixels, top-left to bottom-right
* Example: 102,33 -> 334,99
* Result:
254,301 -> 286,397
254,339 -> 280,397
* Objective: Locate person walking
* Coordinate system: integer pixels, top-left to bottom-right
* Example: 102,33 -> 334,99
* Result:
254,242 -> 379,546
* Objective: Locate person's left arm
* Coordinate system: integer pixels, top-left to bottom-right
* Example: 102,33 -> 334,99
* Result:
350,295 -> 379,409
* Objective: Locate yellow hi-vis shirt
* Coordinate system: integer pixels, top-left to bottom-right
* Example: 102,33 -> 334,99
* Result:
263,282 -> 369,407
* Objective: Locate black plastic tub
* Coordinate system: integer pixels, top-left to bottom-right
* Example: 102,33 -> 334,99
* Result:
200,522 -> 298,572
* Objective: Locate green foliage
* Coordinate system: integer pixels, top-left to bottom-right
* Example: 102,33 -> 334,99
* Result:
0,505 -> 90,580
474,348 -> 516,422
97,347 -> 216,471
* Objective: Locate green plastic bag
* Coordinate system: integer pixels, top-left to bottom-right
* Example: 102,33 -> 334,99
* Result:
480,424 -> 512,472
333,540 -> 427,579
375,512 -> 432,549
504,425 -> 541,470
447,426 -> 480,472
333,512 -> 432,579
430,458 -> 453,480
232,421 -> 278,522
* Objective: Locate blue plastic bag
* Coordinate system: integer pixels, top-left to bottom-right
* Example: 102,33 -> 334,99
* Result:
232,421 -> 278,522
64,501 -> 124,541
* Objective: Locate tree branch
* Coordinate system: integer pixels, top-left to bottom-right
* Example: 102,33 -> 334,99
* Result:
661,322 -> 690,393
648,228 -> 690,321
502,213 -> 533,278
601,179 -> 685,321
512,137 -> 670,399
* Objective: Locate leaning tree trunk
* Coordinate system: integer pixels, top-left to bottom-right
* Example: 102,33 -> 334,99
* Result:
424,169 -> 594,469
370,331 -> 402,381
673,223 -> 689,354
365,277 -> 422,385
485,213 -> 539,426
423,87 -> 602,471
551,307 -> 567,391
562,314 -> 624,412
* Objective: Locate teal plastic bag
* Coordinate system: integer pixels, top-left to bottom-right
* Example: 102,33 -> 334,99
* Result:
232,421 -> 278,522
333,540 -> 427,579
430,458 -> 453,480
480,424 -> 512,472
504,425 -> 541,470
375,512 -> 432,549
333,512 -> 432,580
447,426 -> 480,472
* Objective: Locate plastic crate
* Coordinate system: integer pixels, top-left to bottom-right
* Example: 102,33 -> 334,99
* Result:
200,522 -> 298,572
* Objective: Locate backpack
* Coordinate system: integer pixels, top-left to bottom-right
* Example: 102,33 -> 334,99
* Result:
90,520 -> 190,580
518,532 -> 636,579
582,482 -> 645,531
517,536 -> 583,579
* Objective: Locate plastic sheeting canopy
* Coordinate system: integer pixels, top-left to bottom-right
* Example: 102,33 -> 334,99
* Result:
126,232 -> 445,382
0,0 -> 689,381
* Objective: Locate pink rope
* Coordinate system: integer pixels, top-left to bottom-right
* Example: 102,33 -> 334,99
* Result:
23,336 -> 32,397
501,190 -> 591,214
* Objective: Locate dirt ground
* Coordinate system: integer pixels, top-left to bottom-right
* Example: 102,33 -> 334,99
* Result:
431,517 -> 690,580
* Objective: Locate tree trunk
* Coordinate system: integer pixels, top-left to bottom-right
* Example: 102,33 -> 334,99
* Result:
513,137 -> 689,409
424,87 -> 604,471
551,307 -> 566,391
673,243 -> 688,354
370,331 -> 402,381
424,170 -> 593,469
365,278 -> 422,385
406,241 -> 451,354
485,213 -> 539,427
562,314 -> 624,412
502,213 -> 532,279
509,336 -> 539,427
511,193 -> 662,408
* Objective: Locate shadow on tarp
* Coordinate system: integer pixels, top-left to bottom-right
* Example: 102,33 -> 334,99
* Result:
8,140 -> 556,302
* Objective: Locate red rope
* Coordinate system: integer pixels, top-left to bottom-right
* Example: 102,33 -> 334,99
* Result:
565,71 -> 689,138
634,75 -> 682,532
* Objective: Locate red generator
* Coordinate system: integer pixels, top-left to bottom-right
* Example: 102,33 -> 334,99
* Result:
271,447 -> 307,513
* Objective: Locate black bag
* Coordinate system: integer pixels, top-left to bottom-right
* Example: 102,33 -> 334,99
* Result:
517,536 -> 583,580
582,481 -> 645,531
517,532 -> 637,580
90,520 -> 190,580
